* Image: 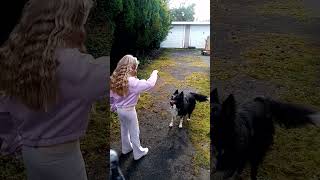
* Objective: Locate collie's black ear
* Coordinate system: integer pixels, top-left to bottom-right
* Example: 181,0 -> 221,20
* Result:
179,91 -> 184,96
223,94 -> 235,107
222,94 -> 236,120
211,88 -> 220,104
174,89 -> 179,94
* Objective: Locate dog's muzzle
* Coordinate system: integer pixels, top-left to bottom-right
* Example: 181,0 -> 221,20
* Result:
170,100 -> 175,106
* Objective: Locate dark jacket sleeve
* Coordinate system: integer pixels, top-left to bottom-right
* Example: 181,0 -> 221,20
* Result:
0,99 -> 16,155
0,112 -> 14,152
56,49 -> 109,102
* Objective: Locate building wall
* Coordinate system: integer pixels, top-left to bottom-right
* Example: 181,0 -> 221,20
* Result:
189,25 -> 210,48
161,24 -> 210,49
160,25 -> 185,48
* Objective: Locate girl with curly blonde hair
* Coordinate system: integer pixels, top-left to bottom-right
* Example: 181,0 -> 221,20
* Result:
0,0 -> 108,179
110,55 -> 159,160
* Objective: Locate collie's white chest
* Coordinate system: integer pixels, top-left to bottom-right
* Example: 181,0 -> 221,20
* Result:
170,104 -> 178,116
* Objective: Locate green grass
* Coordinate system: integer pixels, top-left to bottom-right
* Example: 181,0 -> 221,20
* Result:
0,156 -> 25,180
110,112 -> 120,140
219,32 -> 320,179
184,72 -> 210,171
174,56 -> 205,65
258,0 -> 312,22
241,33 -> 320,107
185,72 -> 210,95
138,53 -> 180,90
189,61 -> 208,68
211,58 -> 239,81
259,126 -> 320,180
80,101 -> 108,179
138,53 -> 176,78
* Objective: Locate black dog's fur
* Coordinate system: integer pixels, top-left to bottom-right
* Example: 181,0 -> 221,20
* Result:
171,89 -> 208,119
211,88 -> 320,180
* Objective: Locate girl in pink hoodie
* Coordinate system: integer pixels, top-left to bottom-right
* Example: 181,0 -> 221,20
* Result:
110,55 -> 158,160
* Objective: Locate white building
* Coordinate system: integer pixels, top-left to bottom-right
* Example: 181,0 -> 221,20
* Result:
160,21 -> 210,49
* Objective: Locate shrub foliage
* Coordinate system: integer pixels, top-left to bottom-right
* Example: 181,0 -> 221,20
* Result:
109,0 -> 172,71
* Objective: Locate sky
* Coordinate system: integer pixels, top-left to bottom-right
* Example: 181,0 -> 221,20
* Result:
168,0 -> 210,21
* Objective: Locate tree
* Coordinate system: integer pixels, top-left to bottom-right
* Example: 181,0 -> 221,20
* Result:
85,0 -> 123,57
110,0 -> 171,72
170,4 -> 195,21
84,0 -> 171,71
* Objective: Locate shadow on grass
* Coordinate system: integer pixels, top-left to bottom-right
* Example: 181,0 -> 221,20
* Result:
214,32 -> 320,179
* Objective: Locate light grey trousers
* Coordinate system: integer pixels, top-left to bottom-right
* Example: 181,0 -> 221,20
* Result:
21,140 -> 87,180
117,106 -> 146,159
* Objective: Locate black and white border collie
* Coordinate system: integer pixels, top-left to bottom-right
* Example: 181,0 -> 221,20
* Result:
169,89 -> 209,128
211,88 -> 320,179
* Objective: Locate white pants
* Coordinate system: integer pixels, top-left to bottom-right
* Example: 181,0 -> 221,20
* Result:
117,106 -> 145,159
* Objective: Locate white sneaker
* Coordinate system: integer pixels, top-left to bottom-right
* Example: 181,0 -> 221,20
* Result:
122,149 -> 133,155
122,143 -> 133,154
134,148 -> 149,160
169,122 -> 173,127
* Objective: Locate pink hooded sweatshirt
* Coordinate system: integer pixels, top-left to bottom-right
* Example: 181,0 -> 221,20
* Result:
110,70 -> 158,112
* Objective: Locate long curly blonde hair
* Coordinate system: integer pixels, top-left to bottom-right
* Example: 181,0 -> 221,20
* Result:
0,0 -> 93,111
110,55 -> 139,96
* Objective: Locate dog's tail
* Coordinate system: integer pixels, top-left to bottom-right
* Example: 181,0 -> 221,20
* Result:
190,92 -> 209,102
255,97 -> 320,127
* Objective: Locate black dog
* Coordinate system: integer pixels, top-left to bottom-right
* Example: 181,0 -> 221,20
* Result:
211,88 -> 320,180
169,90 -> 209,128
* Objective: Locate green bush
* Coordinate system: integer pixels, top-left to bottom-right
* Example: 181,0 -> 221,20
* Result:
85,0 -> 122,57
110,0 -> 171,71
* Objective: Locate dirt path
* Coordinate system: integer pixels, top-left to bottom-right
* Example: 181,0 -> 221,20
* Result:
110,49 -> 210,180
212,0 -> 320,102
212,0 -> 320,179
